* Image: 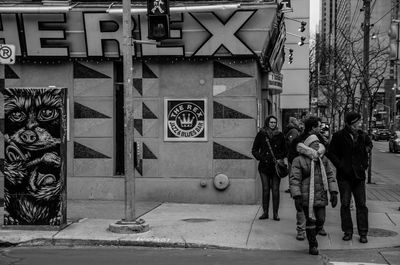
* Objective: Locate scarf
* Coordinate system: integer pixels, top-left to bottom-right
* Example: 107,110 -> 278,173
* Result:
264,127 -> 280,140
308,156 -> 329,221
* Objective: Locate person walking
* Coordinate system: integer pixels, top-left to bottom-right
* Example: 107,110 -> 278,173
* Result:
327,111 -> 373,243
288,116 -> 328,241
252,115 -> 287,221
290,134 -> 338,255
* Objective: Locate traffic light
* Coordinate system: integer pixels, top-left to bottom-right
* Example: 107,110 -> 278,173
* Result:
147,0 -> 170,40
288,49 -> 293,64
298,21 -> 307,32
298,36 -> 306,46
389,23 -> 399,61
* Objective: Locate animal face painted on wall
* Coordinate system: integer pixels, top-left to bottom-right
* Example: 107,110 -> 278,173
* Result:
3,87 -> 67,226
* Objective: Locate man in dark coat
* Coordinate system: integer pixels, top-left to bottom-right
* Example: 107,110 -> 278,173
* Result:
327,111 -> 373,243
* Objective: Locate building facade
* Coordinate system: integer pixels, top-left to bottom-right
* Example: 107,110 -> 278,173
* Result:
0,1 -> 287,204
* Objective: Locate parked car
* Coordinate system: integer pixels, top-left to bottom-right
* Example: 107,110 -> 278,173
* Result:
373,129 -> 391,141
371,128 -> 378,140
389,131 -> 400,153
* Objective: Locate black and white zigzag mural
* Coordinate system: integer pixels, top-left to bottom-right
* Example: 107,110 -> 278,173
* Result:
3,87 -> 67,227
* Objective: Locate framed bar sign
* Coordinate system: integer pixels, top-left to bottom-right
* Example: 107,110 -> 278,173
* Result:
164,98 -> 207,141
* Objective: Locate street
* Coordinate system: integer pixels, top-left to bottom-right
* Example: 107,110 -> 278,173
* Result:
0,246 -> 395,265
371,140 -> 400,185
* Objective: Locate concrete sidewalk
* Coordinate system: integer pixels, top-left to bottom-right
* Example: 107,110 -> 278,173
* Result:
1,193 -> 399,251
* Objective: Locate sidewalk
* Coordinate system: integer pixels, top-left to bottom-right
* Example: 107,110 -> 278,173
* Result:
1,191 -> 399,251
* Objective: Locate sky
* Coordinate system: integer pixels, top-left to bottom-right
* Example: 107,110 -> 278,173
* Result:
309,0 -> 320,37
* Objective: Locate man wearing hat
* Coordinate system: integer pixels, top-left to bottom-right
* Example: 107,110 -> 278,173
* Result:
327,111 -> 373,243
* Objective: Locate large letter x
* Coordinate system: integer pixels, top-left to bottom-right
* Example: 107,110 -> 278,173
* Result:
190,11 -> 255,56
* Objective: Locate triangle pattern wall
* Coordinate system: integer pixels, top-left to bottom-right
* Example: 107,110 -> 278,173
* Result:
213,142 -> 251,160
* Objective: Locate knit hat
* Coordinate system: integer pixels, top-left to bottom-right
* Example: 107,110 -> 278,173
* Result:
344,111 -> 361,125
304,134 -> 319,147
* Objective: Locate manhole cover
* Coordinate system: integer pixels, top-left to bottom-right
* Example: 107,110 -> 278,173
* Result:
181,218 -> 214,223
356,228 -> 398,237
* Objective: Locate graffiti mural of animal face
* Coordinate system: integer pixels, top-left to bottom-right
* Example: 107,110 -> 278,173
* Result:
3,88 -> 66,226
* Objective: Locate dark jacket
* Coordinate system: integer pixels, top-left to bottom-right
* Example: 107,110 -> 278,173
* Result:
327,126 -> 373,181
252,128 -> 287,174
284,123 -> 301,147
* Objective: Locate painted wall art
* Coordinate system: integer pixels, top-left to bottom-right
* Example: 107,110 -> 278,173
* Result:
3,87 -> 67,227
164,99 -> 207,141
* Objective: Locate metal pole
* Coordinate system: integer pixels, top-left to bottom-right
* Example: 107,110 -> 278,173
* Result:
123,0 -> 135,221
363,0 -> 372,184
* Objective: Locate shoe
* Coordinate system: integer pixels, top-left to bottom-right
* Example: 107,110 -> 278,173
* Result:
342,233 -> 353,241
296,232 -> 305,241
318,228 -> 327,236
273,214 -> 280,221
259,212 -> 269,220
359,235 -> 368,243
309,246 -> 319,255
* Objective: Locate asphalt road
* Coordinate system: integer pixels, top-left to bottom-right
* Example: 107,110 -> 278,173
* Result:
0,246 -> 396,265
371,140 -> 400,186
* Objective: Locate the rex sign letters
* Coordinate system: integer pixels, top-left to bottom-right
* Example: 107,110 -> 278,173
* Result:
0,8 -> 275,58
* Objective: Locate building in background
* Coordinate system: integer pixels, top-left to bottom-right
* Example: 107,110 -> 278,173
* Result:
315,0 -> 394,130
280,0 -> 310,127
0,0 -> 287,204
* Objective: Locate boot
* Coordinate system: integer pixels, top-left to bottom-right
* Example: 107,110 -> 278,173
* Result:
359,235 -> 368,243
273,213 -> 280,221
296,231 -> 305,241
306,227 -> 318,254
309,246 -> 319,255
317,227 -> 327,236
259,212 -> 269,220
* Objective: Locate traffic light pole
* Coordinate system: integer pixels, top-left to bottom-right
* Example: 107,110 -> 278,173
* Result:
363,0 -> 372,184
122,0 -> 135,223
109,0 -> 149,233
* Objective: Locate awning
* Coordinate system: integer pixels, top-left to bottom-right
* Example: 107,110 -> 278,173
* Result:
0,5 -> 73,13
107,3 -> 275,14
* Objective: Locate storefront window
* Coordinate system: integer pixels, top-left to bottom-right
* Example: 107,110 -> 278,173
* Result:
115,61 -> 124,175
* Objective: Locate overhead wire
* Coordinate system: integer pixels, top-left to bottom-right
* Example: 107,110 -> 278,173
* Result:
372,0 -> 400,25
349,0 -> 361,30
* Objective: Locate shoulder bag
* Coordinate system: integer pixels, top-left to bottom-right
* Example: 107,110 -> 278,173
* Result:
265,136 -> 288,178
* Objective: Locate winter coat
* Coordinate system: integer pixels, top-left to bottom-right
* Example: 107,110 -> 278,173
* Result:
252,128 -> 287,174
290,147 -> 338,207
284,123 -> 301,145
327,126 -> 372,181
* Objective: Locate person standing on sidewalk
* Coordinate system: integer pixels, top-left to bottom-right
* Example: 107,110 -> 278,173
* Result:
327,111 -> 373,243
252,115 -> 287,221
284,117 -> 302,194
290,134 -> 338,255
288,116 -> 328,241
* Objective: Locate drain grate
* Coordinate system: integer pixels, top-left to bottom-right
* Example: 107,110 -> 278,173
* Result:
181,218 -> 214,223
356,228 -> 398,237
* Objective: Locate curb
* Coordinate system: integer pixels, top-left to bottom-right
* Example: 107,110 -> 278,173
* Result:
10,238 -> 227,250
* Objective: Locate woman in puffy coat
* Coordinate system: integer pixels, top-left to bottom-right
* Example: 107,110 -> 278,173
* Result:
252,115 -> 287,221
289,134 -> 338,255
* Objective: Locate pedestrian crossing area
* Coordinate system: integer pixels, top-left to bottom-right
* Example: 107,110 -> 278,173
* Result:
330,263 -> 386,265
378,148 -> 400,156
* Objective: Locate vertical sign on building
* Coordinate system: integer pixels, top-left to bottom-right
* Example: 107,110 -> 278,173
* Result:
3,87 -> 67,229
279,0 -> 293,13
164,99 -> 207,141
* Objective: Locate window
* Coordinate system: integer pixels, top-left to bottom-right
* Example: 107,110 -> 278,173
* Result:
114,61 -> 124,175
